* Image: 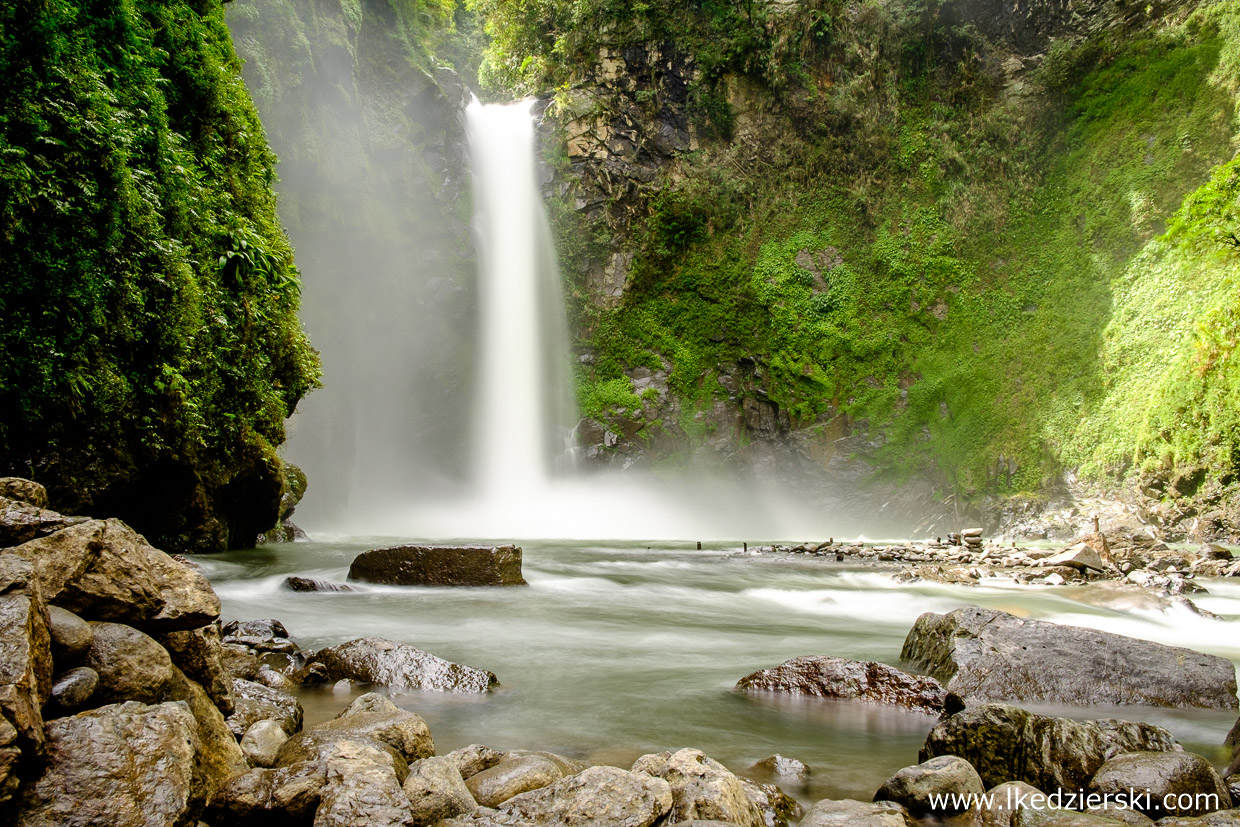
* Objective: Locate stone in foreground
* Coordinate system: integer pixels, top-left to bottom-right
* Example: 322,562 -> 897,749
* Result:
736,656 -> 961,715
499,765 -> 673,827
921,703 -> 1180,791
901,607 -> 1237,709
348,545 -> 526,587
309,638 -> 498,693
1089,751 -> 1231,819
874,755 -> 985,815
800,799 -> 911,827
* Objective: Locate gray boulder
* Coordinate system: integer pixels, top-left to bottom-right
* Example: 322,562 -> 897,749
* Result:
312,738 -> 413,827
10,519 -> 219,632
800,799 -> 912,826
348,545 -> 527,587
7,701 -> 199,826
901,607 -> 1237,708
84,621 -> 174,704
227,677 -> 303,738
1089,751 -> 1230,818
0,555 -> 52,753
874,755 -> 985,815
46,606 -> 91,664
499,765 -> 673,826
737,656 -> 961,715
0,479 -> 48,509
921,703 -> 1180,790
306,693 -> 434,764
466,754 -> 564,807
632,748 -> 764,827
309,637 -> 497,693
403,756 -> 477,825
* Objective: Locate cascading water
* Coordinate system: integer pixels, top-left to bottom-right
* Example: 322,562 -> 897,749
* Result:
467,99 -> 577,495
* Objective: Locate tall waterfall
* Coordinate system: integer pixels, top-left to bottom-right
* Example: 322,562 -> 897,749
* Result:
467,100 -> 577,495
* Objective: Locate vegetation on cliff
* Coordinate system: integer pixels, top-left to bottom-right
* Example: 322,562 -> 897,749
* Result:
0,0 -> 320,550
473,0 -> 1240,529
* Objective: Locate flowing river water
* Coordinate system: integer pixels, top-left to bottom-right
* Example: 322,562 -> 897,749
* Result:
205,539 -> 1240,804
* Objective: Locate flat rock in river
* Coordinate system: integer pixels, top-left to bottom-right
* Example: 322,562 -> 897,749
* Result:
348,545 -> 526,587
736,656 -> 962,715
901,607 -> 1237,708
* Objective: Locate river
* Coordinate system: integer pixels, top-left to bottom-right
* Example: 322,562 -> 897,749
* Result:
203,539 -> 1240,804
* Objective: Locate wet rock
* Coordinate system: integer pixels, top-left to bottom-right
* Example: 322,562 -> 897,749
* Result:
1227,719 -> 1240,777
349,544 -> 527,587
1041,544 -> 1109,572
0,719 -> 20,805
1014,807 -> 1133,826
308,693 -> 434,763
736,656 -> 961,715
632,748 -> 763,827
1089,751 -> 1230,819
978,781 -> 1043,827
874,755 -> 985,815
224,618 -> 291,640
749,754 -> 810,789
499,765 -> 673,826
221,643 -> 262,680
227,677 -> 303,738
241,718 -> 288,768
10,519 -> 219,632
741,778 -> 803,826
274,730 -> 410,782
1200,544 -> 1234,561
446,743 -> 508,779
7,701 -> 199,826
165,666 -> 249,802
920,703 -> 1180,790
403,756 -> 477,825
466,754 -> 564,807
159,623 -> 234,715
46,666 -> 98,715
0,478 -> 48,509
0,497 -> 79,547
309,637 -> 498,693
0,555 -> 52,753
313,738 -> 413,827
285,576 -> 356,593
800,798 -> 912,826
46,606 -> 91,664
901,607 -> 1237,708
206,762 -> 326,825
84,621 -> 174,704
1154,811 -> 1240,826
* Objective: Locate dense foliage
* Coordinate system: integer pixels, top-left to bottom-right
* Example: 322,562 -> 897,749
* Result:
0,0 -> 320,548
475,0 -> 1240,513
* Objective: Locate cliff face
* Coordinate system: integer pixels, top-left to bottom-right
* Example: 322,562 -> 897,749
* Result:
498,0 -> 1240,537
0,0 -> 320,551
226,0 -> 478,522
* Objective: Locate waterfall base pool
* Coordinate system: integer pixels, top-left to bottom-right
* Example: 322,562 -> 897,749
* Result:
205,538 -> 1240,803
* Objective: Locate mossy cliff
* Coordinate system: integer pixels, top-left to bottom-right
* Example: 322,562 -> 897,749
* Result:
0,0 -> 320,551
471,0 -> 1240,538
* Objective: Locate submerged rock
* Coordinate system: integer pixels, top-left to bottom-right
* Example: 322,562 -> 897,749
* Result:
348,545 -> 527,587
921,703 -> 1181,791
308,637 -> 498,693
285,576 -> 355,593
901,607 -> 1237,709
736,656 -> 961,715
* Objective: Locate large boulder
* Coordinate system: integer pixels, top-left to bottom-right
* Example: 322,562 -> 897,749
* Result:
874,755 -> 985,815
83,622 -> 174,705
800,799 -> 912,826
499,765 -> 674,826
206,762 -> 328,825
0,497 -> 79,547
227,678 -> 304,738
348,545 -> 527,587
0,556 -> 52,754
159,624 -> 234,715
6,701 -> 200,826
0,479 -> 49,509
465,755 -> 564,807
312,739 -> 413,827
1089,751 -> 1231,819
308,638 -> 497,693
736,656 -> 961,715
306,693 -> 434,764
403,756 -> 477,825
921,703 -> 1181,791
901,607 -> 1237,708
9,519 -> 219,632
164,667 -> 249,802
632,748 -> 764,827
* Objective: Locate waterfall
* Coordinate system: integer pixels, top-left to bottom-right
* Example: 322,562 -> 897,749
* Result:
466,99 -> 578,494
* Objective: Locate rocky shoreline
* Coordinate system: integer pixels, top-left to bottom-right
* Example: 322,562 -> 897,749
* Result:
2,476 -> 1239,825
